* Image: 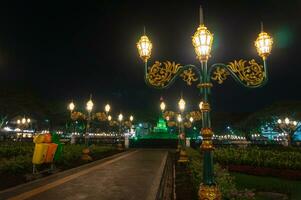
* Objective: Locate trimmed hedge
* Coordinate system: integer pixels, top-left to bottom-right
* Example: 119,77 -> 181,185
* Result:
214,147 -> 301,170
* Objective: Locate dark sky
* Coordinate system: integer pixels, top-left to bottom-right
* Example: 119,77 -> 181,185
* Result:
0,0 -> 300,114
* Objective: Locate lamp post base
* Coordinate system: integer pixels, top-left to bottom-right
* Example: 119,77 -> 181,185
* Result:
81,148 -> 92,161
177,149 -> 189,163
199,184 -> 221,200
117,143 -> 124,151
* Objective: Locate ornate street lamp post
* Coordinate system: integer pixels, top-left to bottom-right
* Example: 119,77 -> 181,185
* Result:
277,117 -> 298,146
160,97 -> 202,162
109,113 -> 133,150
68,97 -> 112,160
137,6 -> 272,199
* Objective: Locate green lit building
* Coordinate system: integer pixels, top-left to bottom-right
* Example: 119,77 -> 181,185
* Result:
153,116 -> 168,133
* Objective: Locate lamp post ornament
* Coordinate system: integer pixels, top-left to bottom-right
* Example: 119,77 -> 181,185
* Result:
137,6 -> 273,200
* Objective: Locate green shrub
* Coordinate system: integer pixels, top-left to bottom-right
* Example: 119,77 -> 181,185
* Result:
186,148 -> 255,200
0,155 -> 32,175
214,147 -> 301,170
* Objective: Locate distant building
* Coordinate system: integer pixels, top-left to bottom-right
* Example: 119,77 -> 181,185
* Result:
153,116 -> 168,133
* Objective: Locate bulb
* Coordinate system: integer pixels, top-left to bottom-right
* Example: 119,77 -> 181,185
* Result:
178,98 -> 185,112
105,104 -> 111,113
69,102 -> 75,111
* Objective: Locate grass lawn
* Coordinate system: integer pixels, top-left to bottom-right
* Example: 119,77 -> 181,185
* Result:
231,172 -> 301,200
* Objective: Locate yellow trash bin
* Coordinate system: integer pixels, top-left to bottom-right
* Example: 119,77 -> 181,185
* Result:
32,143 -> 49,164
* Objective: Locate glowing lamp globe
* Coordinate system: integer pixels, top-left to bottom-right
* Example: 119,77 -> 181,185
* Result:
177,114 -> 182,122
130,115 -> 134,122
86,99 -> 94,112
68,102 -> 75,112
160,102 -> 166,111
277,119 -> 282,124
27,118 -> 31,123
105,104 -> 111,113
199,101 -> 203,110
178,98 -> 186,112
189,117 -> 194,123
137,35 -> 152,62
108,115 -> 112,121
285,117 -> 290,125
118,113 -> 123,122
255,31 -> 273,59
192,25 -> 213,61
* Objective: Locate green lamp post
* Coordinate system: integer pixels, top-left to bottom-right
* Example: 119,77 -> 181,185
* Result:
136,6 -> 273,200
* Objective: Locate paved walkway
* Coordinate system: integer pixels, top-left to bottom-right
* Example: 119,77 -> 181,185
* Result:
0,149 -> 168,200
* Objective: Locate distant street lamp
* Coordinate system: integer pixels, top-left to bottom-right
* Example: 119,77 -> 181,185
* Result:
109,113 -> 134,150
160,97 -> 202,162
137,6 -> 272,199
277,117 -> 299,146
16,116 -> 32,139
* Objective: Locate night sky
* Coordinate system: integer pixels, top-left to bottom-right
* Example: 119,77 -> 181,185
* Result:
0,0 -> 300,115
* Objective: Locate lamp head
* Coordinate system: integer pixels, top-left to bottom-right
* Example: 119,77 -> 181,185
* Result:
137,35 -> 152,62
160,101 -> 166,111
255,25 -> 273,60
68,102 -> 75,112
118,113 -> 123,122
285,117 -> 290,125
177,114 -> 182,122
192,24 -> 213,61
199,101 -> 203,110
178,98 -> 186,112
86,99 -> 94,112
105,104 -> 111,113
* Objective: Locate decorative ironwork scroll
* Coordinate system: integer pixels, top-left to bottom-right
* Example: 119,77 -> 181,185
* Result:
211,59 -> 266,88
146,61 -> 200,88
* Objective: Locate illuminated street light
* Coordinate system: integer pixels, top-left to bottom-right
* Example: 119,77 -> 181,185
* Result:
27,118 -> 31,123
255,23 -> 273,60
105,104 -> 111,113
189,117 -> 194,123
177,114 -> 182,122
108,115 -> 112,121
199,101 -> 203,110
17,119 -> 21,124
192,24 -> 213,61
278,117 -> 299,146
86,98 -> 94,113
22,118 -> 26,124
137,6 -> 273,199
118,113 -> 123,122
285,117 -> 290,125
136,35 -> 152,62
178,98 -> 186,112
130,115 -> 134,122
68,101 -> 75,112
160,101 -> 166,112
